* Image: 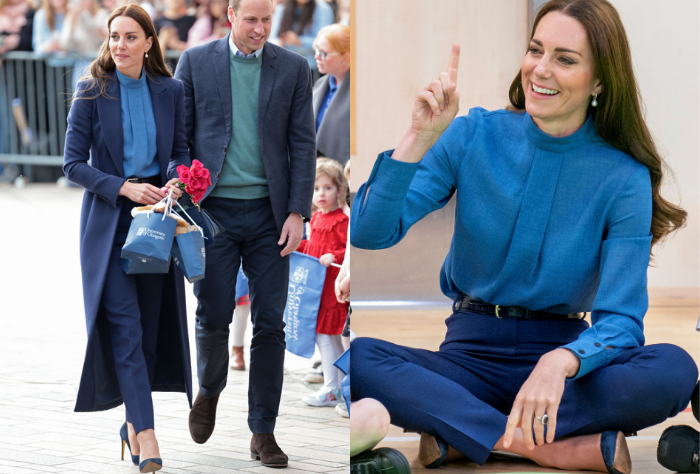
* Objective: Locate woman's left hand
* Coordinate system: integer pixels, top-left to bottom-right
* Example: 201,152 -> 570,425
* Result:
161,178 -> 183,200
503,348 -> 581,450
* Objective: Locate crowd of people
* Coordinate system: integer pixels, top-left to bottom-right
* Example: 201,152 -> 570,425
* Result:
0,0 -> 349,67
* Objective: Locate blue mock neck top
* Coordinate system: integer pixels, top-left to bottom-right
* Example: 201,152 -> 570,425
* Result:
351,107 -> 653,379
116,67 -> 159,178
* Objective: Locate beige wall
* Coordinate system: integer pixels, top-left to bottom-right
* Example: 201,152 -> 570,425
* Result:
353,0 -> 529,186
352,0 -> 699,295
609,0 -> 699,288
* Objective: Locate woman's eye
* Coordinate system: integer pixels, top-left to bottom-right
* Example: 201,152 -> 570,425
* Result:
559,56 -> 575,65
128,35 -> 136,40
528,47 -> 541,54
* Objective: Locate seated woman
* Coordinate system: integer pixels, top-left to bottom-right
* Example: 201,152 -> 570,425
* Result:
349,0 -> 697,473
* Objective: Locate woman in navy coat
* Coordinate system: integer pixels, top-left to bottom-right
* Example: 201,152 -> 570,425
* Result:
63,4 -> 191,472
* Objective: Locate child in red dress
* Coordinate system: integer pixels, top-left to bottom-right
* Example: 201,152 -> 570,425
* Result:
298,158 -> 350,407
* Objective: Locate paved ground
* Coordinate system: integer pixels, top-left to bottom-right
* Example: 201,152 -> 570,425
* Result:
0,183 -> 349,474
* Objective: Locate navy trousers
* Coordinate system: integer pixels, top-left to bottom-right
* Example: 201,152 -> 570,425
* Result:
351,310 -> 697,465
193,197 -> 289,434
102,201 -> 164,434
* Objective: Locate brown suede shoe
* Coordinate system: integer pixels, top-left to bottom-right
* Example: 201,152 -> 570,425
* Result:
230,346 -> 245,371
188,392 -> 219,444
250,433 -> 288,468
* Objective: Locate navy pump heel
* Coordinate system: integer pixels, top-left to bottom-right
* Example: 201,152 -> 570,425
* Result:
601,431 -> 632,474
139,457 -> 163,473
119,422 -> 139,466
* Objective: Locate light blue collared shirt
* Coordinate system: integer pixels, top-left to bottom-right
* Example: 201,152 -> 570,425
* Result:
229,34 -> 264,59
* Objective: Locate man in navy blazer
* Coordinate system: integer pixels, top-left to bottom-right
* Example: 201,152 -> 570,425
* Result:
174,0 -> 315,466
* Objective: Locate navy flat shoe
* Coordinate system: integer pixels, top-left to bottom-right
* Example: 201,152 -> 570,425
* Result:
119,422 -> 139,466
601,431 -> 631,474
139,457 -> 162,473
418,432 -> 448,469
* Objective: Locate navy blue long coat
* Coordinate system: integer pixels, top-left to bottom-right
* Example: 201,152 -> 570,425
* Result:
63,70 -> 193,412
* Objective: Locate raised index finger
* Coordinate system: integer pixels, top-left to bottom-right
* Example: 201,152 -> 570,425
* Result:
446,43 -> 460,83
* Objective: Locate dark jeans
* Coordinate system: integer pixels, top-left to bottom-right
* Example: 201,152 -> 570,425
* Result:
193,196 -> 289,433
351,310 -> 697,465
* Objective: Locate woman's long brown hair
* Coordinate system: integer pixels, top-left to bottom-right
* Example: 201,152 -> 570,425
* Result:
75,4 -> 171,100
508,0 -> 686,253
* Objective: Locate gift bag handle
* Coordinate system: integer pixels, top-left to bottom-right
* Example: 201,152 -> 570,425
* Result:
170,199 -> 205,238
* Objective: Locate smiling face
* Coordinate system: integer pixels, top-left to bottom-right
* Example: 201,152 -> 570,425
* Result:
521,11 -> 602,136
109,15 -> 152,79
228,0 -> 272,55
313,174 -> 339,213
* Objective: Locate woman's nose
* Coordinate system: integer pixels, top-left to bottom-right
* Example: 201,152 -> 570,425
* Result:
533,56 -> 551,77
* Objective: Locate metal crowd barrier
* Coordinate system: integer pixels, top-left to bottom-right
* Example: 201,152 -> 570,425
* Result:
0,51 -> 182,176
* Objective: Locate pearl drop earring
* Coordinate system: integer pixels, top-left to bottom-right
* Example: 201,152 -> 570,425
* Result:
145,52 -> 149,58
591,92 -> 598,107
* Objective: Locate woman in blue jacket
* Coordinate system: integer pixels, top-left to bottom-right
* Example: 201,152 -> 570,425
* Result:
350,0 -> 697,473
63,4 -> 191,473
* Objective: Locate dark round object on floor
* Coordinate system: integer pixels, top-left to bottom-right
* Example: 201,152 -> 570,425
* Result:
350,447 -> 411,474
657,425 -> 699,473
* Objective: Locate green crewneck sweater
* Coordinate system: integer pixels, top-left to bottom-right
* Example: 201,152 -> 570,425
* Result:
210,50 -> 268,199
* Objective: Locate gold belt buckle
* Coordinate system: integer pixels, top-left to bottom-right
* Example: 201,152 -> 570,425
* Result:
495,305 -> 503,318
127,177 -> 139,183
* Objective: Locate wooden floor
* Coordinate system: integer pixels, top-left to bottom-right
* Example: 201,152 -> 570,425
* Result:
351,288 -> 700,473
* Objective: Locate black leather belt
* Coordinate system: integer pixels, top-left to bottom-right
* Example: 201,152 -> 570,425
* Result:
454,294 -> 585,321
126,175 -> 161,186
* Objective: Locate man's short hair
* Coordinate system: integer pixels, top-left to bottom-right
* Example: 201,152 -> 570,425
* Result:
229,0 -> 273,13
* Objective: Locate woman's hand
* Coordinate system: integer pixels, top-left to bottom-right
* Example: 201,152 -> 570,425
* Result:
503,348 -> 581,451
319,253 -> 335,267
281,31 -> 300,46
335,259 -> 349,302
118,181 -> 167,205
161,178 -> 183,200
392,44 -> 460,163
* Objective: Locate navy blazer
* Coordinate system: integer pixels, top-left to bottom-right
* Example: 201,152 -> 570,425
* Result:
63,71 -> 193,412
175,36 -> 316,232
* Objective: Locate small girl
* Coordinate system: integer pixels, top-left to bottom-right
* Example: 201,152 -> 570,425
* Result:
298,158 -> 350,407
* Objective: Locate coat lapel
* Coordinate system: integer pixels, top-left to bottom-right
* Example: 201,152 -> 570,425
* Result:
213,36 -> 233,138
96,71 -> 125,177
258,43 -> 278,136
147,75 -> 172,183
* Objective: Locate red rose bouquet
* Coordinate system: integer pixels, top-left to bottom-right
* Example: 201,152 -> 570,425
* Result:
176,160 -> 212,209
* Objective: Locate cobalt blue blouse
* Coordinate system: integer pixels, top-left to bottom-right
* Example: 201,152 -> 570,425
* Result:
116,68 -> 159,179
350,107 -> 653,379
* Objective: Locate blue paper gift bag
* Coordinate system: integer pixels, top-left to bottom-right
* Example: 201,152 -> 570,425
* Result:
121,212 -> 176,274
283,252 -> 327,358
171,230 -> 206,283
334,348 -> 350,412
235,266 -> 249,298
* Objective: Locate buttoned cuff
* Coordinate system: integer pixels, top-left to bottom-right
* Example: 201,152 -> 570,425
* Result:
563,337 -> 622,379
